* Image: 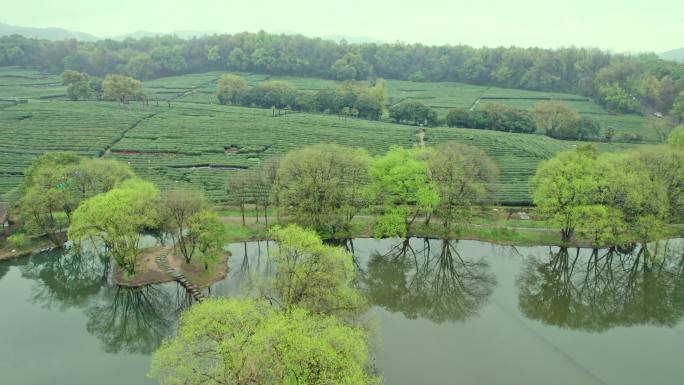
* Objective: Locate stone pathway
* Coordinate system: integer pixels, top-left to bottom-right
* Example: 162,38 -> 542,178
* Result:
155,253 -> 205,303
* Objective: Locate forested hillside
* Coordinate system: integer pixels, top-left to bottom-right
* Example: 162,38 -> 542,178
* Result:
1,32 -> 684,116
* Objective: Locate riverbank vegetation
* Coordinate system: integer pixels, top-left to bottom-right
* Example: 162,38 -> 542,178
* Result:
149,224 -> 380,385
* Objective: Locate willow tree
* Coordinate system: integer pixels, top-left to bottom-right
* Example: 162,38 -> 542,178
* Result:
18,152 -> 133,246
269,224 -> 365,318
216,74 -> 248,105
149,299 -> 380,385
69,179 -> 160,274
158,188 -> 207,262
371,146 -> 438,237
276,144 -> 371,235
530,145 -> 610,243
427,142 -> 499,233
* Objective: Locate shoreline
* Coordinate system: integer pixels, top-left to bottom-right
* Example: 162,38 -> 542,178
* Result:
3,215 -> 683,265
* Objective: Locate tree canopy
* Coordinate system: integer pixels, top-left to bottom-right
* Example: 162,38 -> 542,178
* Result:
102,74 -> 142,103
68,178 -> 160,274
275,144 -> 371,235
149,298 -> 380,385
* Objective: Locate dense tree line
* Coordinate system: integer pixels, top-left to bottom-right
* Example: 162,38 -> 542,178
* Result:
531,135 -> 684,245
389,101 -> 439,126
447,101 -> 602,140
2,31 -> 684,115
218,74 -> 386,119
223,143 -> 499,238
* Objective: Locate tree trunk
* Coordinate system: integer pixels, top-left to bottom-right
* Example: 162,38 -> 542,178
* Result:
240,203 -> 246,226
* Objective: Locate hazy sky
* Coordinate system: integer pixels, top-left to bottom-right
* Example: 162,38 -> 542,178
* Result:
2,0 -> 682,52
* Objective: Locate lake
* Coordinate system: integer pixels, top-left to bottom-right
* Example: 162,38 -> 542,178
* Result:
1,238 -> 682,385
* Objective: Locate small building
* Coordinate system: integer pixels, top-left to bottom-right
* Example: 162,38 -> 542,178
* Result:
0,202 -> 8,235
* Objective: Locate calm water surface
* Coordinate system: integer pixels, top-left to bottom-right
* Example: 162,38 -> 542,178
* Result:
1,238 -> 682,385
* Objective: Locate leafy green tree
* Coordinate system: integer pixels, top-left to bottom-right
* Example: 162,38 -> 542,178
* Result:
670,92 -> 684,124
186,210 -> 228,270
371,146 -> 438,237
244,80 -> 297,109
65,158 -> 134,200
217,74 -> 248,105
149,298 -> 380,385
226,47 -> 249,70
389,102 -> 438,126
427,142 -> 499,232
627,146 -> 684,224
330,53 -> 371,80
102,74 -> 142,103
150,46 -> 187,75
446,108 -> 471,128
530,146 -> 610,243
276,144 -> 371,234
269,224 -> 365,318
597,82 -> 640,113
61,70 -> 91,100
18,157 -> 133,246
68,179 -> 160,274
667,125 -> 684,147
531,101 -> 581,138
121,53 -> 158,80
225,172 -> 252,226
159,188 -> 208,262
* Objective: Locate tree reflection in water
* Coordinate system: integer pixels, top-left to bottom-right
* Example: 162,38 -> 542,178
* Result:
19,250 -> 110,310
517,244 -> 684,332
365,238 -> 497,323
17,249 -> 191,354
86,284 -> 187,354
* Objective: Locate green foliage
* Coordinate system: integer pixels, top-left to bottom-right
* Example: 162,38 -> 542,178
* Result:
330,53 -> 372,80
670,92 -> 684,123
627,146 -> 684,224
531,144 -> 678,244
217,74 -> 248,105
531,101 -> 587,139
446,103 -> 536,134
276,144 -> 371,235
149,298 -> 380,385
427,142 -> 499,232
270,224 -> 365,318
7,233 -> 27,249
389,101 -> 438,126
102,74 -> 142,103
17,152 -> 132,246
61,70 -> 91,101
68,179 -> 160,274
531,146 -> 610,243
158,188 -> 208,263
187,210 -> 229,270
597,82 -> 640,113
244,80 -> 297,109
667,125 -> 684,147
371,146 -> 438,236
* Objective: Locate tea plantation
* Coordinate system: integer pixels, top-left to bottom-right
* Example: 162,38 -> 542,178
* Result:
0,66 -> 652,203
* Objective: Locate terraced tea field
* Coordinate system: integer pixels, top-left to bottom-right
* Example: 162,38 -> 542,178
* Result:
0,67 -> 66,100
0,101 -> 156,197
161,72 -> 657,142
0,67 -> 654,203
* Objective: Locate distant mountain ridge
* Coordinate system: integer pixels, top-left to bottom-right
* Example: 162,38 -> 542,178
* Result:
0,22 -> 99,41
660,47 -> 684,62
0,22 -> 387,44
0,22 -> 219,41
108,29 -> 222,40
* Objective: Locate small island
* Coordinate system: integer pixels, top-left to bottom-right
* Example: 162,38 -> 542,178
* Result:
113,246 -> 230,289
